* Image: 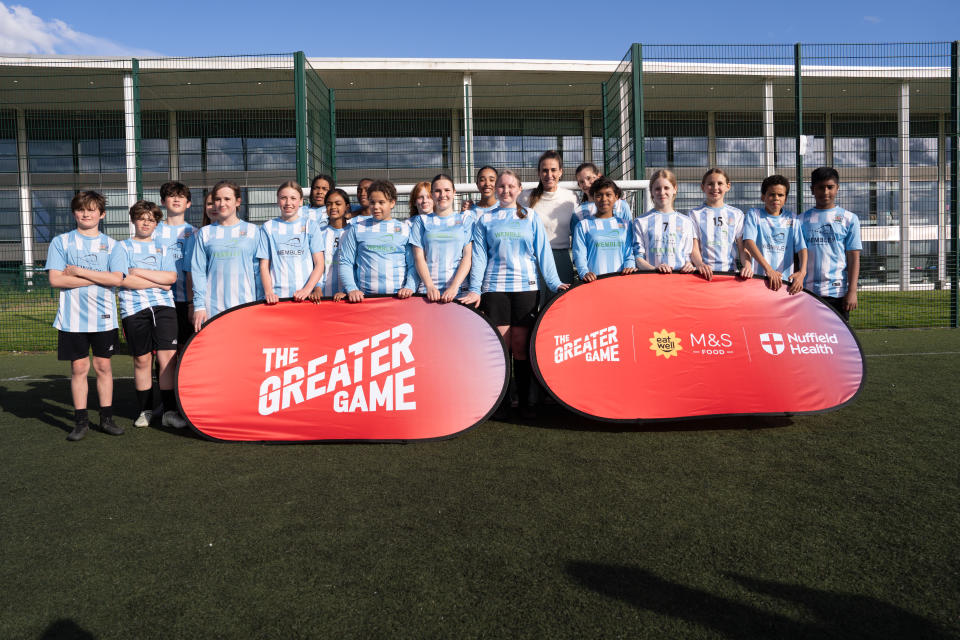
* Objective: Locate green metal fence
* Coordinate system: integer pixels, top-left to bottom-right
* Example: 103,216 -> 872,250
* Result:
604,42 -> 958,329
0,44 -> 957,351
0,52 -> 334,350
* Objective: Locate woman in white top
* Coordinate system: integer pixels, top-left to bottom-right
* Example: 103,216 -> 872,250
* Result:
518,150 -> 579,293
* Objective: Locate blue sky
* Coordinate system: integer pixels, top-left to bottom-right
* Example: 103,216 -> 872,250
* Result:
1,1 -> 958,59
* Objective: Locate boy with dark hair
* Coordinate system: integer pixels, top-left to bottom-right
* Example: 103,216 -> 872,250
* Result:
114,201 -> 186,428
155,181 -> 195,351
743,175 -> 807,294
45,191 -> 125,441
306,173 -> 335,225
350,177 -> 373,218
800,167 -> 862,320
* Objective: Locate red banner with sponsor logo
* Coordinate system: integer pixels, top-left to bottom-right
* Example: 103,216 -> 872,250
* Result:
176,297 -> 508,441
531,273 -> 864,421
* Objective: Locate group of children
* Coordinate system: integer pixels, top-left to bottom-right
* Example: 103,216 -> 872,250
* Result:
47,156 -> 861,437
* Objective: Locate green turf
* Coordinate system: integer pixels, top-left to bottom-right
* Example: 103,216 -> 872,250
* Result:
0,329 -> 957,638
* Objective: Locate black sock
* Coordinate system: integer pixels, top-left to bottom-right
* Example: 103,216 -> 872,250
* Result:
100,406 -> 113,419
514,358 -> 532,407
161,389 -> 176,413
74,409 -> 88,424
136,389 -> 151,412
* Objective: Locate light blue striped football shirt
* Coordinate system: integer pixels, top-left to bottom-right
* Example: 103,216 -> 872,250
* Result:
115,238 -> 176,318
800,207 -> 862,297
570,199 -> 633,236
572,216 -> 635,278
409,212 -> 474,293
687,203 -> 745,271
256,217 -> 324,298
153,221 -> 196,303
302,205 -> 328,226
632,210 -> 697,269
469,207 -> 561,294
338,218 -> 418,295
45,230 -> 123,332
318,226 -> 345,297
743,208 -> 807,278
190,220 -> 262,318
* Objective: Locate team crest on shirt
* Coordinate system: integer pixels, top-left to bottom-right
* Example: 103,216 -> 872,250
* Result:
834,213 -> 844,223
649,329 -> 682,359
98,244 -> 109,252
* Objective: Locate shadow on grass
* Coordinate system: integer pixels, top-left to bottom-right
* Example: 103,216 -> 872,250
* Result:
39,618 -> 94,640
512,404 -> 793,433
0,379 -> 78,433
566,561 -> 949,639
0,376 -> 199,439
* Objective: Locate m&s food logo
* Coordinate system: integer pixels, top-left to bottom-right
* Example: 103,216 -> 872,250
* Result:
649,329 -> 682,359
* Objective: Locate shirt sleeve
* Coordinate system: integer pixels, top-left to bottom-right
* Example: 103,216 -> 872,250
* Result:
308,220 -> 324,254
616,199 -> 633,221
622,221 -> 636,266
337,226 -> 359,293
160,245 -> 177,273
794,221 -> 807,251
45,235 -> 67,271
845,213 -> 863,251
733,209 -> 745,240
572,222 -> 589,278
109,242 -> 128,274
255,225 -> 270,260
742,211 -> 758,243
681,217 -> 695,261
190,231 -> 208,309
468,218 -> 488,295
532,212 -> 562,291
631,218 -> 647,262
408,216 -> 424,249
402,240 -> 419,291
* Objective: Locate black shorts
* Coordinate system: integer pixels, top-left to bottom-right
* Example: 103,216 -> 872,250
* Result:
820,295 -> 850,321
175,301 -> 194,345
121,306 -> 179,357
480,291 -> 539,328
57,329 -> 118,361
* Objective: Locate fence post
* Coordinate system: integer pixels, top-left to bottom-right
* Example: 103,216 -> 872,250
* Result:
123,59 -> 141,215
794,43 -> 803,214
601,81 -> 608,175
951,41 -> 959,327
898,81 -> 911,292
329,88 -> 337,182
463,73 -> 474,183
294,51 -> 308,188
16,109 -> 33,287
631,43 -> 645,180
132,58 -> 142,201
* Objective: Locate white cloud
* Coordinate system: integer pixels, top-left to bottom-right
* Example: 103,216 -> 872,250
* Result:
0,3 -> 161,56
863,15 -> 882,23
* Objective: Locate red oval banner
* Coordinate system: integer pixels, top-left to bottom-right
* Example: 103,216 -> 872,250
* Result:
531,273 -> 864,421
176,298 -> 508,441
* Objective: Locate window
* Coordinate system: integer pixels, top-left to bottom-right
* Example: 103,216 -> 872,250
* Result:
0,111 -> 16,173
177,110 -> 296,173
774,113 -> 826,168
336,109 -> 451,171
832,114 -> 897,168
0,190 -> 19,242
644,112 -> 708,168
716,112 -> 763,167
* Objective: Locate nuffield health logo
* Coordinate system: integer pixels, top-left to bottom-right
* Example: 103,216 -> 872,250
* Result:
760,333 -> 785,356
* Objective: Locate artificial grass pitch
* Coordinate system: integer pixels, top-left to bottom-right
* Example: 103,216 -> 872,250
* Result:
0,329 -> 957,638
